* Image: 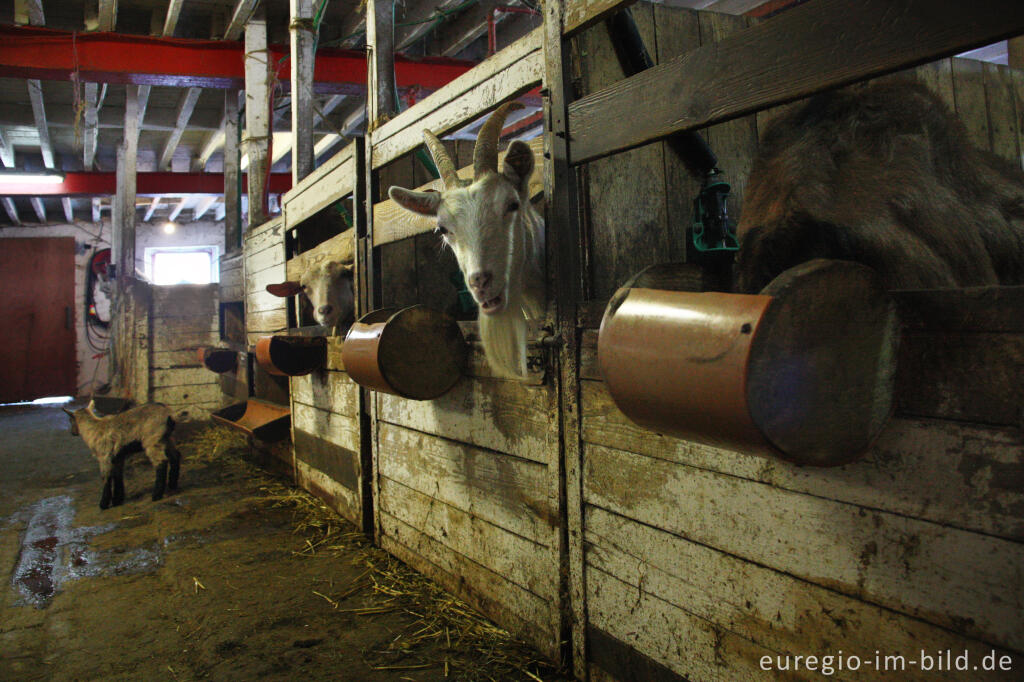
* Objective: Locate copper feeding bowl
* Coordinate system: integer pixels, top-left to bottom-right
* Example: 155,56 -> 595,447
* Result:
254,335 -> 327,376
342,305 -> 467,400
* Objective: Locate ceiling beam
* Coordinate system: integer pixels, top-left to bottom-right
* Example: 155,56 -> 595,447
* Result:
159,87 -> 202,170
83,82 -> 102,169
2,198 -> 20,225
26,80 -> 54,169
142,0 -> 190,155
0,172 -> 294,196
168,198 -> 187,222
30,197 -> 46,222
434,0 -> 524,57
62,197 -> 74,223
225,0 -> 262,41
14,0 -> 45,26
314,134 -> 344,160
162,0 -> 185,37
144,195 -> 162,221
0,129 -> 14,167
0,25 -> 476,94
98,0 -> 117,32
192,195 -> 218,221
395,0 -> 463,52
214,202 -> 226,221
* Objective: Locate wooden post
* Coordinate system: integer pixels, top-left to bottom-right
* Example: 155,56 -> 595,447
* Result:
224,90 -> 241,251
366,0 -> 396,130
116,86 -> 140,285
1009,37 -> 1024,70
244,7 -> 270,227
290,0 -> 315,183
543,0 -> 586,675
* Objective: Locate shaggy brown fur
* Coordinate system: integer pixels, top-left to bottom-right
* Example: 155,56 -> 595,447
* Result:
735,81 -> 1024,293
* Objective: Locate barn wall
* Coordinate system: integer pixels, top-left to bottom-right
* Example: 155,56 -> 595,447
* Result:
571,5 -> 1024,679
0,222 -> 112,396
243,216 -> 287,348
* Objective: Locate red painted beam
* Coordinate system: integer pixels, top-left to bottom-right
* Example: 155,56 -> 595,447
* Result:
0,25 -> 475,93
0,172 -> 293,196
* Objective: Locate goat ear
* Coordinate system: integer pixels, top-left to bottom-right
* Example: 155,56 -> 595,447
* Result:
267,281 -> 303,297
86,400 -> 97,415
388,187 -> 441,216
62,407 -> 74,418
501,140 -> 534,194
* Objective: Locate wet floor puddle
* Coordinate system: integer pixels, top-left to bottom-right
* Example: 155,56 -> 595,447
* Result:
9,495 -> 163,608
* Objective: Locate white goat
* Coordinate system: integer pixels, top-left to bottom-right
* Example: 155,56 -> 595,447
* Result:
268,258 -> 355,332
63,401 -> 180,510
388,103 -> 545,378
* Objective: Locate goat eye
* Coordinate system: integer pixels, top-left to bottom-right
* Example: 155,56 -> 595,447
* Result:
507,201 -> 519,213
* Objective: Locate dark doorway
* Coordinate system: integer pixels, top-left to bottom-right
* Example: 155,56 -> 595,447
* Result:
0,237 -> 77,402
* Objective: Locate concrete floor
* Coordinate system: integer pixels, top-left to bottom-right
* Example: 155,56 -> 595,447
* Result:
0,403 -> 560,681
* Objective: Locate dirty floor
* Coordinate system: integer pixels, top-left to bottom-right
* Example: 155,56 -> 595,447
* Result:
0,403 -> 564,681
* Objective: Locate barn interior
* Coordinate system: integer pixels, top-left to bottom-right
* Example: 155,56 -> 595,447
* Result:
2,0 -> 1023,680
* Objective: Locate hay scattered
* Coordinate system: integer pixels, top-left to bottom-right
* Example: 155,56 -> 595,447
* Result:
197,421 -> 568,682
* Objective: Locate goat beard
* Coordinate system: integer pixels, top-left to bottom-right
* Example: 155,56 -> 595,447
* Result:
477,285 -> 544,379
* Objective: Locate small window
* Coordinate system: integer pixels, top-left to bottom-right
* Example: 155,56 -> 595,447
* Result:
145,246 -> 220,285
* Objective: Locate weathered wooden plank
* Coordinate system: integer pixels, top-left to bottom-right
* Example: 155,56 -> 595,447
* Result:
896,331 -> 1024,427
952,57 -> 991,152
984,62 -> 1021,163
295,458 -> 360,526
151,382 -> 222,405
568,0 -> 1024,164
150,283 -> 219,306
372,49 -> 544,168
291,401 -> 360,453
285,228 -> 356,282
584,442 -> 1024,650
245,288 -> 288,315
911,58 -> 956,110
290,370 -> 359,418
244,242 -> 286,276
151,330 -> 217,353
293,428 -> 360,493
151,316 -> 219,335
245,308 -> 288,335
376,374 -> 556,464
379,513 -> 558,659
150,350 -> 203,369
563,0 -> 637,37
283,143 -> 357,229
581,378 -> 1024,540
379,476 -> 556,600
1012,65 -> 1024,171
243,216 -> 286,254
374,28 -> 541,147
586,505 -> 1022,680
588,566 -> 774,681
377,422 -> 555,545
151,367 -> 216,388
373,137 -> 546,246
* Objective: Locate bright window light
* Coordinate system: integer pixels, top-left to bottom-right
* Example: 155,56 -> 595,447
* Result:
0,396 -> 73,407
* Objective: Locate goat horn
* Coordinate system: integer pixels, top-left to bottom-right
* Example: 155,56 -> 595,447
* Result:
422,130 -> 459,188
474,102 -> 522,178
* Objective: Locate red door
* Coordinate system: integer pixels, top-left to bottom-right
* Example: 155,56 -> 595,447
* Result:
0,238 -> 77,402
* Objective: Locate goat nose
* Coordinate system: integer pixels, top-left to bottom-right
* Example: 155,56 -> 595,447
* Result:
318,305 -> 334,315
468,271 -> 492,291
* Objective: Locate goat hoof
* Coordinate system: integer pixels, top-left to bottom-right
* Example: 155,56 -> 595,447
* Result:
152,493 -> 164,502
100,501 -> 110,510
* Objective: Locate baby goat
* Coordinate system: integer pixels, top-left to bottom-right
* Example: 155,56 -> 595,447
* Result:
64,401 -> 181,510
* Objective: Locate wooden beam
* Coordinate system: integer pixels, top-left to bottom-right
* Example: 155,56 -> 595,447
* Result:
244,9 -> 269,225
314,133 -> 344,159
14,0 -> 45,26
26,79 -> 54,169
114,85 -> 139,282
224,89 -> 240,248
61,197 -> 74,223
159,87 -> 202,170
435,0 -> 519,57
225,0 -> 261,41
83,82 -> 100,169
366,0 -> 397,129
144,195 -> 162,222
162,0 -> 185,37
2,197 -> 20,225
215,202 -> 226,221
98,0 -> 117,32
30,196 -> 46,222
168,197 -> 187,222
568,0 -> 1024,164
1010,37 -> 1024,69
394,0 -> 462,51
194,119 -> 225,171
290,0 -> 316,183
0,129 -> 14,167
192,195 -> 218,220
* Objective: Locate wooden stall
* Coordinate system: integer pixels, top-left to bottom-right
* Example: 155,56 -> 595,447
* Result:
549,0 -> 1024,679
364,28 -> 565,660
280,141 -> 369,528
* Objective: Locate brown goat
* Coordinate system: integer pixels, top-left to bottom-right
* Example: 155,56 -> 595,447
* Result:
735,81 -> 1024,293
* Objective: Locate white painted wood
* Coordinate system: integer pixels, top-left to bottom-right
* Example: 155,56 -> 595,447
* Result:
376,374 -> 555,464
143,196 -> 162,222
29,197 -> 45,222
295,459 -> 360,524
160,88 -> 202,171
244,9 -> 270,226
292,402 -> 360,452
378,422 -> 555,545
61,198 -> 74,223
2,197 -> 21,225
284,229 -> 355,280
162,0 -> 185,36
225,0 -> 261,41
290,370 -> 360,418
379,476 -> 556,600
167,198 -> 188,222
91,198 -> 102,223
192,196 -> 218,221
0,129 -> 13,167
282,142 -> 356,228
26,80 -> 54,169
584,442 -> 1024,651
